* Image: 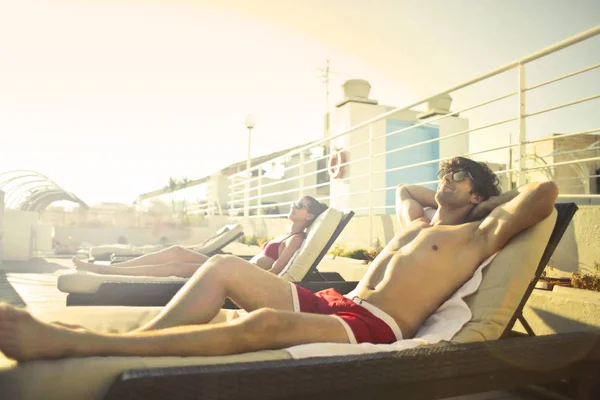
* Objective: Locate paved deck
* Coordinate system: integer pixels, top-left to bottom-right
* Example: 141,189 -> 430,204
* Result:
0,257 -> 535,400
0,257 -> 72,312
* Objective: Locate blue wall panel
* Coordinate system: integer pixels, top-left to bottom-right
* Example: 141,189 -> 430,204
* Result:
385,119 -> 440,213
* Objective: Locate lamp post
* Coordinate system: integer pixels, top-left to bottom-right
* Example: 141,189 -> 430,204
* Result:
244,113 -> 257,220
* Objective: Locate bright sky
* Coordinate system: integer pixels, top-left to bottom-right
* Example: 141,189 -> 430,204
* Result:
1,0 -> 599,205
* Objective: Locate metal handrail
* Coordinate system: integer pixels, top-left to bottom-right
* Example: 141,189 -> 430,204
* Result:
219,26 -> 600,233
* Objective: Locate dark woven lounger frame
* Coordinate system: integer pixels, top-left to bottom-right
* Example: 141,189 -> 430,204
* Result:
104,331 -> 600,400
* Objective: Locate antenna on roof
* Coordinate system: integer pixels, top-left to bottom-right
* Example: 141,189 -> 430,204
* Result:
316,60 -> 339,117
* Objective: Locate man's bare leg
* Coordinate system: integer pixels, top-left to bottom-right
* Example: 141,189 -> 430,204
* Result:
0,304 -> 349,361
73,245 -> 209,270
137,255 -> 296,331
70,261 -> 201,278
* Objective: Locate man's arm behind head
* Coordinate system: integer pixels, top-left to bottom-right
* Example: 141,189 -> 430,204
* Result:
395,184 -> 437,229
474,181 -> 558,256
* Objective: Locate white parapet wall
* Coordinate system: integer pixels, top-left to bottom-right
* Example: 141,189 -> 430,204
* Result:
0,190 -> 4,264
2,209 -> 40,261
35,222 -> 55,252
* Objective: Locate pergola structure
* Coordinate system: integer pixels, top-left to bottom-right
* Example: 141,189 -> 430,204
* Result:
0,170 -> 88,213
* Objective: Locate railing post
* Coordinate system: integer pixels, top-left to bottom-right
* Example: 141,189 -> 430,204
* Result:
228,178 -> 233,217
368,124 -> 374,247
299,151 -> 305,198
518,64 -> 527,187
257,168 -> 263,216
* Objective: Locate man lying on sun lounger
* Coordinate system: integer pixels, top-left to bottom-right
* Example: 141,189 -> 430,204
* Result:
0,157 -> 558,362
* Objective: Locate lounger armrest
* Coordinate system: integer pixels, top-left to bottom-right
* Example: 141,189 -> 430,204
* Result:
104,330 -> 600,400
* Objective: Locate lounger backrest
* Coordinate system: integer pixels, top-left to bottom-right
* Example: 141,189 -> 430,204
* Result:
193,224 -> 243,255
452,208 -> 558,343
502,202 -> 578,336
278,208 -> 350,282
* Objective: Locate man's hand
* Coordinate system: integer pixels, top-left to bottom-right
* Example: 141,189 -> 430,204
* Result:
465,197 -> 496,222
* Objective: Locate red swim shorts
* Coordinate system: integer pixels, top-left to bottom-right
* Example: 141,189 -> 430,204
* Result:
292,285 -> 402,344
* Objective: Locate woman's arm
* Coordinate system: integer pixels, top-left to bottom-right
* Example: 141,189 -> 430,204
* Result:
268,235 -> 305,275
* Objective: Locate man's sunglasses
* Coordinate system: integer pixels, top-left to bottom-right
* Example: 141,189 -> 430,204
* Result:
437,169 -> 474,182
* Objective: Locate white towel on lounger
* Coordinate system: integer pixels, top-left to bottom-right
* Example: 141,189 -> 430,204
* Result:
285,251 -> 498,359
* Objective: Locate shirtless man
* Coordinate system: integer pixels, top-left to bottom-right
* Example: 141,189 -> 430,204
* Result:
0,157 -> 558,361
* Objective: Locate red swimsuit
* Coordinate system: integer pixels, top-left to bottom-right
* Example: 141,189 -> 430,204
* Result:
262,232 -> 304,260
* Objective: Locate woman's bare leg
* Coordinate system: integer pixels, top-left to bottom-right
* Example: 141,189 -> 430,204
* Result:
137,255 -> 296,331
0,304 -> 349,361
73,245 -> 209,270
73,260 -> 202,278
70,261 -> 201,278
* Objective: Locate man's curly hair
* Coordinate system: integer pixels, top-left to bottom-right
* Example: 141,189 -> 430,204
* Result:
439,157 -> 501,200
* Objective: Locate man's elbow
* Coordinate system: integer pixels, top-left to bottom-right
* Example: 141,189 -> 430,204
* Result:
396,184 -> 407,196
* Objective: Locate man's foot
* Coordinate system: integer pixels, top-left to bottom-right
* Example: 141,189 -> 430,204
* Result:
72,257 -> 102,273
0,304 -> 81,361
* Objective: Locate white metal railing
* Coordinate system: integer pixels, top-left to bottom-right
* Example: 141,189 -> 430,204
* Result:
227,25 -> 600,243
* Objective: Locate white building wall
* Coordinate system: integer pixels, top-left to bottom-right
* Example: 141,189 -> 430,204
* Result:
329,102 -> 395,212
0,190 -> 3,264
329,101 -> 469,215
2,210 -> 39,261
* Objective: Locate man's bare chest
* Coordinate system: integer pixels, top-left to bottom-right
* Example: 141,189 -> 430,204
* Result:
394,221 -> 477,258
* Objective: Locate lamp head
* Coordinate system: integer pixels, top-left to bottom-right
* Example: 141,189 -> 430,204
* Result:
244,113 -> 257,129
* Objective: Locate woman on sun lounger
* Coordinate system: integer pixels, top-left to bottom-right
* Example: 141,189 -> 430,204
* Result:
72,196 -> 328,278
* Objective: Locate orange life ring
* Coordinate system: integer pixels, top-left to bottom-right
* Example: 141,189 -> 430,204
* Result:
328,150 -> 346,179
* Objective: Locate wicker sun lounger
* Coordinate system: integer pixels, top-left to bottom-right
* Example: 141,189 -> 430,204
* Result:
103,330 -> 600,400
99,203 -> 598,400
4,203 -> 593,400
60,209 -> 355,306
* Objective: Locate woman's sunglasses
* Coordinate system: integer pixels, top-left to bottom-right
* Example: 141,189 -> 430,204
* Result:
292,200 -> 307,210
437,169 -> 474,182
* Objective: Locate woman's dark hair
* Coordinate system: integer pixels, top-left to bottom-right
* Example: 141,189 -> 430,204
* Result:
440,157 -> 501,200
302,196 -> 329,227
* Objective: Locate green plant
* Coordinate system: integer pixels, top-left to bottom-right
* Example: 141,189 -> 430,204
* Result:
345,248 -> 368,260
571,262 -> 600,292
329,244 -> 346,260
238,235 -> 271,247
164,176 -> 191,216
246,235 -> 260,246
256,237 -> 270,247
328,245 -> 382,264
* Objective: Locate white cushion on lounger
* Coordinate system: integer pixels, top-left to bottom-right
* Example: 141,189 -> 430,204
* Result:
279,207 -> 343,282
284,208 -> 558,359
88,244 -> 147,258
57,271 -> 189,294
0,307 -> 290,400
452,208 -> 557,343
